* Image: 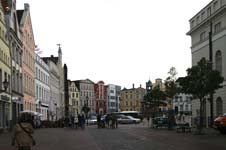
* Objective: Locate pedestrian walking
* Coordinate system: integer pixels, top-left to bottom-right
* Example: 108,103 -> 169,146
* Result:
97,114 -> 102,129
80,114 -> 86,130
105,114 -> 110,128
74,114 -> 79,129
70,116 -> 75,128
12,113 -> 36,150
147,116 -> 150,127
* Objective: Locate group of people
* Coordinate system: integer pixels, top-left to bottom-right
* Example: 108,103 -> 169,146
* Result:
97,113 -> 118,129
68,114 -> 86,129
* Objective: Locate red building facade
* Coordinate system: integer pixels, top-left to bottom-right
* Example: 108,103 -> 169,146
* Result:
94,81 -> 107,114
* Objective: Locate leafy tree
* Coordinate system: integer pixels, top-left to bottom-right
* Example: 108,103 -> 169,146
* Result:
179,58 -> 224,134
144,86 -> 166,126
165,67 -> 180,110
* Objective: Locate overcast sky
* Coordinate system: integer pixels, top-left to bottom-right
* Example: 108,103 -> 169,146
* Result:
17,0 -> 209,88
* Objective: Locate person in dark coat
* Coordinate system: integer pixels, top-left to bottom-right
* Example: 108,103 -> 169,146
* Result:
97,114 -> 101,128
80,114 -> 85,130
12,113 -> 35,150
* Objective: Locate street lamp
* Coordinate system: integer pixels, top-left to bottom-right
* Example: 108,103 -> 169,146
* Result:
55,103 -> 57,121
82,96 -> 90,125
2,79 -> 9,91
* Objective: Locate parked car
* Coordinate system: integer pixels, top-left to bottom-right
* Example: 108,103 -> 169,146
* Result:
87,116 -> 97,125
153,117 -> 168,128
117,115 -> 141,124
214,113 -> 226,134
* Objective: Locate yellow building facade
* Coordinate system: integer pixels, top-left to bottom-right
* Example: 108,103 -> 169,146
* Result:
0,3 -> 11,130
120,84 -> 146,112
68,81 -> 81,116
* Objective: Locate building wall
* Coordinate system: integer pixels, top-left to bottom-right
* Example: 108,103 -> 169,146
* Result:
107,84 -> 116,113
68,81 -> 80,116
173,94 -> 192,114
76,79 -> 95,115
115,85 -> 121,112
20,4 -> 36,112
94,81 -> 107,114
46,60 -> 60,121
0,3 -> 11,129
35,54 -> 50,120
4,0 -> 23,126
120,85 -> 145,112
188,0 -> 226,125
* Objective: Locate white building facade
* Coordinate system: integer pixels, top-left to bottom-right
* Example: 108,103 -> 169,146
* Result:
35,54 -> 50,121
75,79 -> 95,116
68,80 -> 80,116
173,94 -> 192,115
107,84 -> 121,113
187,0 -> 226,125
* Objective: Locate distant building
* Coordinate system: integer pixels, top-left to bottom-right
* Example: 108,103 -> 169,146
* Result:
120,84 -> 145,112
187,0 -> 226,125
68,80 -> 80,116
94,81 -> 107,114
106,84 -> 121,113
153,79 -> 170,112
173,94 -> 192,115
75,79 -> 95,115
42,46 -> 63,120
35,54 -> 50,120
17,4 -> 36,114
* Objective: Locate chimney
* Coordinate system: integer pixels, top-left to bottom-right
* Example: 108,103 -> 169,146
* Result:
51,55 -> 54,58
140,84 -> 142,88
132,83 -> 134,89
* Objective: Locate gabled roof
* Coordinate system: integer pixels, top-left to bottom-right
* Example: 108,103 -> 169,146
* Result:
42,56 -> 59,65
74,79 -> 94,84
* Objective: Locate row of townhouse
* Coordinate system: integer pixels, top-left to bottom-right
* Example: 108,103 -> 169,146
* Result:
68,80 -> 121,117
0,1 -> 65,131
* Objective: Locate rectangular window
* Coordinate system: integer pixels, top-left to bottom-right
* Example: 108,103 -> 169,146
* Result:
200,31 -> 206,41
214,22 -> 221,33
196,16 -> 200,24
213,1 -> 218,11
207,7 -> 211,16
201,12 -> 205,20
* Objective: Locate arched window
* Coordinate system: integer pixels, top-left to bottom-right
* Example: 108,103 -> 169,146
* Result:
215,50 -> 222,74
216,97 -> 223,116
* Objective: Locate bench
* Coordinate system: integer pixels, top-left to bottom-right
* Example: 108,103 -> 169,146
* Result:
176,123 -> 191,133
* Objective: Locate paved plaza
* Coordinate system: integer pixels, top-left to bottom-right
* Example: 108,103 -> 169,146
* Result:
0,124 -> 226,150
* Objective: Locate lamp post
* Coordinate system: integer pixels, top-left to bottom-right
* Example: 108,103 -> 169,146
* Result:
38,101 -> 41,120
1,79 -> 9,129
3,79 -> 9,91
55,103 -> 57,121
82,96 -> 90,126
